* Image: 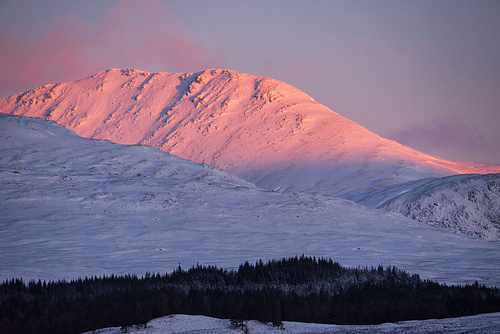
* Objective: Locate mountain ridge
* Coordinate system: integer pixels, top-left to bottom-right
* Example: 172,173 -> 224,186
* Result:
2,68 -> 499,200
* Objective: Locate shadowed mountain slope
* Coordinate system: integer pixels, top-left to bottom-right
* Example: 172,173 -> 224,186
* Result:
2,113 -> 500,286
357,173 -> 500,240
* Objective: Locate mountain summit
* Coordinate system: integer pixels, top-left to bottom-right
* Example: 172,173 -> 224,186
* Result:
1,68 -> 499,198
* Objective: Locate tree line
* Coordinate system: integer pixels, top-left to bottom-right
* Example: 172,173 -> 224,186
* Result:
1,256 -> 499,334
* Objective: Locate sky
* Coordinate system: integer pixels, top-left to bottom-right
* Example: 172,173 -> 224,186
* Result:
0,0 -> 499,163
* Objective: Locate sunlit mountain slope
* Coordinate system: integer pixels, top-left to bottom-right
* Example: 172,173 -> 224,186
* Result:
2,114 -> 500,286
2,68 -> 499,199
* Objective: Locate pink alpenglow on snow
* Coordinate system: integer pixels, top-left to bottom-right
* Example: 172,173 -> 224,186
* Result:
1,68 -> 499,200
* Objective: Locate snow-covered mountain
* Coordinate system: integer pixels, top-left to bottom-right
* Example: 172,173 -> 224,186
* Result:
356,173 -> 500,240
2,114 -> 500,288
1,68 -> 499,200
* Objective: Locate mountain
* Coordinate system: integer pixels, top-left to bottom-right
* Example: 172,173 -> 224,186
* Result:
2,113 -> 500,287
357,173 -> 500,240
1,68 -> 499,200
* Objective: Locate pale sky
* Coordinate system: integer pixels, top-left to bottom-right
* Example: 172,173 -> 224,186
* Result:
1,0 -> 499,163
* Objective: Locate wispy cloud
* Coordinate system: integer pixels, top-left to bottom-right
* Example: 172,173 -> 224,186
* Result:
388,116 -> 497,162
0,0 -> 224,97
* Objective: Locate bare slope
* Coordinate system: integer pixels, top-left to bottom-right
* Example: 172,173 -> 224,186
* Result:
2,114 -> 500,286
1,68 -> 498,199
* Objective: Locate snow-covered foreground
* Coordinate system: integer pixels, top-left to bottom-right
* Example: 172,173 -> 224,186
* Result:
1,114 -> 500,288
86,313 -> 500,334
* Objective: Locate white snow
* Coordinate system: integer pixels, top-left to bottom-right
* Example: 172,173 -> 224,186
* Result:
1,114 -> 500,289
357,174 -> 500,240
84,312 -> 500,334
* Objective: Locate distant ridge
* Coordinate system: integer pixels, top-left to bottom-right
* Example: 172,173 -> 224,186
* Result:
1,68 -> 499,199
357,173 -> 500,240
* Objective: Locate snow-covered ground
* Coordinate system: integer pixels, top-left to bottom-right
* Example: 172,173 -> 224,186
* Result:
86,312 -> 500,334
2,114 -> 500,288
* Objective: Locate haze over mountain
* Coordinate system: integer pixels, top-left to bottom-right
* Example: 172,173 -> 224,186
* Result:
1,68 -> 499,201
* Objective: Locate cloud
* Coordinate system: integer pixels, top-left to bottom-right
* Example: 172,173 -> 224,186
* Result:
388,116 -> 497,162
0,0 -> 225,97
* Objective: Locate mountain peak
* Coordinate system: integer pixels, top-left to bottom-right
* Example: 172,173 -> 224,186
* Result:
1,68 -> 499,198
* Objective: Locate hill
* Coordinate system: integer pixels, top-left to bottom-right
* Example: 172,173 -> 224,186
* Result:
357,173 -> 500,240
1,113 -> 500,287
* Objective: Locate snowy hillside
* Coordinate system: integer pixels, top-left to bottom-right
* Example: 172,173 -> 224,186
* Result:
83,313 -> 500,334
1,68 -> 499,200
2,114 -> 500,288
357,173 -> 500,240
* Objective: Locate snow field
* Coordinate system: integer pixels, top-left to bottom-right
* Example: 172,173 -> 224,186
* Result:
84,312 -> 500,334
1,114 -> 500,288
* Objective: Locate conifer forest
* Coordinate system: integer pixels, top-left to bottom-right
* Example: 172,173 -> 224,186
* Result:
1,256 -> 500,334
